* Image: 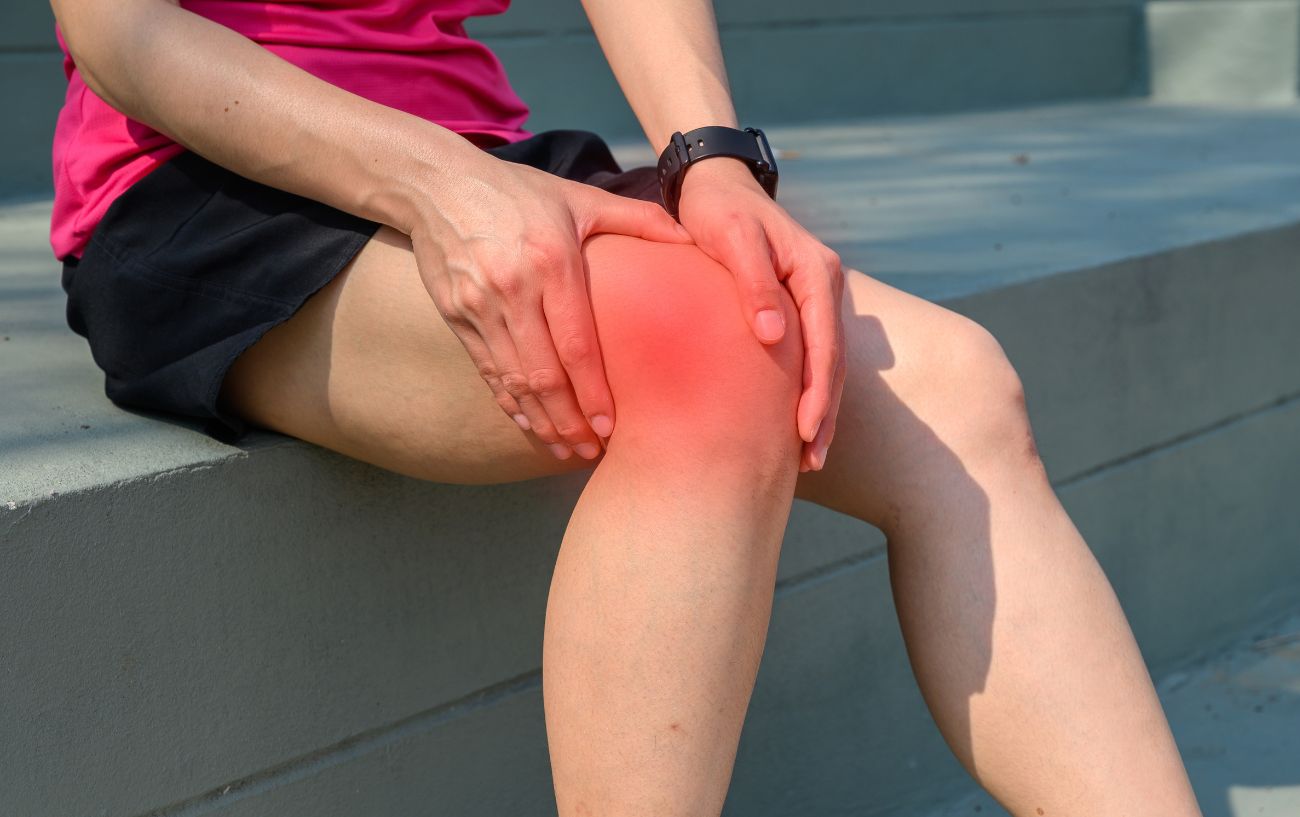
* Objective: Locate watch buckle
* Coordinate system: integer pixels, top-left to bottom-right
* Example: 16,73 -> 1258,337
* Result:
669,131 -> 692,170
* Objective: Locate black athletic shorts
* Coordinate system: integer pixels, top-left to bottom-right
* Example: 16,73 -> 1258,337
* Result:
60,129 -> 662,443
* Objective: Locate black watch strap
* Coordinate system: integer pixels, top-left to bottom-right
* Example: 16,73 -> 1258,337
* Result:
657,126 -> 779,219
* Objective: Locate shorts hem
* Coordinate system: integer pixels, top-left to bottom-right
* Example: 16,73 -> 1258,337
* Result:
201,223 -> 381,444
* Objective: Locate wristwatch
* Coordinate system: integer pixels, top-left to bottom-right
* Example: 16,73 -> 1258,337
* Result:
656,125 -> 779,219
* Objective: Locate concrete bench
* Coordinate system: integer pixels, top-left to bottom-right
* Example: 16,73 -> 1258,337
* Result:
3,98 -> 1300,816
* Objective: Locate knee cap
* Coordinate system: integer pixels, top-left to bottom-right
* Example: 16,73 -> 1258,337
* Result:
582,234 -> 804,448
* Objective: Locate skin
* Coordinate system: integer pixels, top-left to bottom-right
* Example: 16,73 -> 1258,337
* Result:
51,0 -> 1205,814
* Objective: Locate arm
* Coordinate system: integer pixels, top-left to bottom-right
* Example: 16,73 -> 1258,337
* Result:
578,0 -> 737,153
580,0 -> 847,472
52,0 -> 478,235
578,0 -> 758,201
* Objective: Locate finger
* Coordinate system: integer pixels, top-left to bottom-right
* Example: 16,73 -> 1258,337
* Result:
538,255 -> 617,442
502,297 -> 605,460
421,242 -> 535,433
445,317 -> 531,431
805,349 -> 847,471
476,317 -> 575,460
798,319 -> 816,459
715,220 -> 789,345
785,256 -> 843,443
578,190 -> 693,245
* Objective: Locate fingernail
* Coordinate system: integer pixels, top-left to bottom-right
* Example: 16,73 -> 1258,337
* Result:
590,413 -> 613,437
810,418 -> 822,443
812,445 -> 827,470
756,309 -> 785,342
512,413 -> 530,431
574,442 -> 601,459
549,442 -> 572,460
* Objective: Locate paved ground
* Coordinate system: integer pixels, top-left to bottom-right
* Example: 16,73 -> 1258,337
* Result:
922,607 -> 1300,817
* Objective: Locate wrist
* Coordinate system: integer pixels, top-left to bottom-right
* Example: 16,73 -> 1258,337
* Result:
679,155 -> 766,199
356,116 -> 490,234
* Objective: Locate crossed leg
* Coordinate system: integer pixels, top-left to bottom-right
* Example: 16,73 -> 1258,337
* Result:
220,225 -> 1201,816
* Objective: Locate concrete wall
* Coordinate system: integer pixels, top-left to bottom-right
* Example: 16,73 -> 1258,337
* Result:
1145,0 -> 1300,102
0,2 -> 64,198
468,0 -> 1142,140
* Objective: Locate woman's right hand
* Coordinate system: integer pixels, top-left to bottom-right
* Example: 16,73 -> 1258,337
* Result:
407,151 -> 692,460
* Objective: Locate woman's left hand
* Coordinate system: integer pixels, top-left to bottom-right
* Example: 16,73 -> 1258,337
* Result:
676,157 -> 847,473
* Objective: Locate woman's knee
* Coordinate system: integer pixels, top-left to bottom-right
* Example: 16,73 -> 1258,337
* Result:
583,234 -> 804,465
933,314 -> 1042,473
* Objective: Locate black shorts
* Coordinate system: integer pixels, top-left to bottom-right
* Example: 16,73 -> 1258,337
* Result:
61,129 -> 661,443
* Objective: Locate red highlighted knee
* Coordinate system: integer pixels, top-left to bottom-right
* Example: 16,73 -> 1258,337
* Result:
582,234 -> 804,454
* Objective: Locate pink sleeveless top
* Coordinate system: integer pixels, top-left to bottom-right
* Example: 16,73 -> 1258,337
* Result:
49,0 -> 532,262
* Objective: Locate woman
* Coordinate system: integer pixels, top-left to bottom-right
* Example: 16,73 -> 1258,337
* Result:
49,0 -> 1204,814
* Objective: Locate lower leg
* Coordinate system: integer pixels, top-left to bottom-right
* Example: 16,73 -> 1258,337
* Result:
543,434 -> 798,817
796,269 -> 1201,816
542,234 -> 806,817
889,461 -> 1202,816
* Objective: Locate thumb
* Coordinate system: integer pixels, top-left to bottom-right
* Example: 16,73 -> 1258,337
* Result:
579,190 -> 693,244
717,224 -> 788,345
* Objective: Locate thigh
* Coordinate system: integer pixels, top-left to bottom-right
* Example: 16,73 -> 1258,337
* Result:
218,225 -> 802,486
793,268 -> 1011,527
219,224 -> 597,484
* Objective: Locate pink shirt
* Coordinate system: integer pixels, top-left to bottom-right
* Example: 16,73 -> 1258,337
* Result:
50,0 -> 532,261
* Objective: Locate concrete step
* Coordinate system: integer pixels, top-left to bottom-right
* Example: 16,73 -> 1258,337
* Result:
1147,0 -> 1300,104
3,99 -> 1299,816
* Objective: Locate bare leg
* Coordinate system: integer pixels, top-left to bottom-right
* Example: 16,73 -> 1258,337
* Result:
220,229 -> 806,816
543,235 -> 805,817
795,269 -> 1203,816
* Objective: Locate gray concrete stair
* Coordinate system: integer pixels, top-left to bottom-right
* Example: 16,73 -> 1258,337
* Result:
3,99 -> 1299,816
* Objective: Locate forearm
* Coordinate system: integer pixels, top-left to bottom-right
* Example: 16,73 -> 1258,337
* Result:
579,0 -> 740,154
579,0 -> 759,193
53,0 -> 488,234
